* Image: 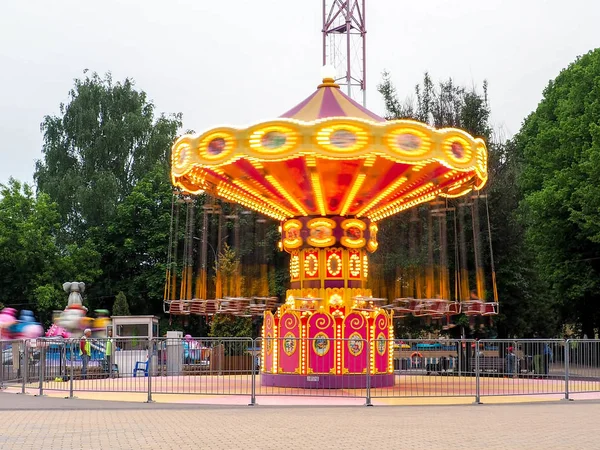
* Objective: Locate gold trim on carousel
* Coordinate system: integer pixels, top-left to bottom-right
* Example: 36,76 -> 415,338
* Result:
171,119 -> 488,198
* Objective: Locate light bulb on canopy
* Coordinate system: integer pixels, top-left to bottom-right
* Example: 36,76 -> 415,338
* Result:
321,64 -> 337,82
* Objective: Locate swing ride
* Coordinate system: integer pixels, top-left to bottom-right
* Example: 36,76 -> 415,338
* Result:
166,68 -> 496,387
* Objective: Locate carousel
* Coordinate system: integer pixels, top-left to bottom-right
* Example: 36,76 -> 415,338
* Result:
169,67 -> 495,388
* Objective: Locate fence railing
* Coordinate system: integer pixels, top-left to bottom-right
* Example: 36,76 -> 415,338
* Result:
3,337 -> 600,405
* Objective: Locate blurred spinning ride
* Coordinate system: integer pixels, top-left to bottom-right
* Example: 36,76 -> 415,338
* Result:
168,68 -> 494,387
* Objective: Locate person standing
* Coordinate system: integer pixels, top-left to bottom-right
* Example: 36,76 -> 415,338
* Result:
79,328 -> 94,379
105,328 -> 114,377
543,343 -> 553,376
506,346 -> 516,377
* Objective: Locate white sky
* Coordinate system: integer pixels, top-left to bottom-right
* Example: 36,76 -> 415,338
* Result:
1,0 -> 598,185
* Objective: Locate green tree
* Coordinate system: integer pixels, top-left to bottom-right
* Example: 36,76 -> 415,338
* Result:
0,179 -> 101,323
35,71 -> 182,239
209,314 -> 253,338
516,49 -> 600,337
34,71 -> 182,316
112,291 -> 130,316
215,243 -> 241,297
92,163 -> 174,314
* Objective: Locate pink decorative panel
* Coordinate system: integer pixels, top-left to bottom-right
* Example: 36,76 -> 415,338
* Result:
307,312 -> 335,374
278,312 -> 301,374
343,312 -> 368,374
373,312 -> 390,374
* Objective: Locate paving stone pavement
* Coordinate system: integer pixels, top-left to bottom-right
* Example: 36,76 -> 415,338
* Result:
0,393 -> 596,449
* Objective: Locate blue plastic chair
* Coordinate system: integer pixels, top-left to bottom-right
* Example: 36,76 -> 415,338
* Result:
133,360 -> 148,377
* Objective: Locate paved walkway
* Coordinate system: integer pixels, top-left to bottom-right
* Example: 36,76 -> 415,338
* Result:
0,392 -> 597,449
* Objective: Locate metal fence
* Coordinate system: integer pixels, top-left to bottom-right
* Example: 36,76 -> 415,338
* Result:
3,337 -> 600,405
255,337 -> 370,400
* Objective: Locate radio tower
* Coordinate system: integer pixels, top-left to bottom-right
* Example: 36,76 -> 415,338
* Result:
322,0 -> 367,106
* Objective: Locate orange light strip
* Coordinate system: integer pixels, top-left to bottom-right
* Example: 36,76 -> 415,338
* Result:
440,187 -> 473,199
356,176 -> 407,217
232,179 -> 297,217
369,192 -> 439,222
368,173 -> 473,221
340,173 -> 366,216
305,156 -> 326,216
310,172 -> 326,216
264,174 -> 308,216
368,182 -> 439,221
217,183 -> 288,221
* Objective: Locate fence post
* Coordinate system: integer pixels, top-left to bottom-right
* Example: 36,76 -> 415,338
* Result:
0,340 -> 4,390
473,341 -> 482,404
69,340 -> 75,399
457,341 -> 462,377
37,344 -> 44,397
249,338 -> 257,406
20,341 -> 28,395
563,339 -> 572,401
365,339 -> 373,407
146,338 -> 154,403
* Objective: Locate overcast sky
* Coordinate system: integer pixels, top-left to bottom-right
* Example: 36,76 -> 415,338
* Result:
1,0 -> 598,185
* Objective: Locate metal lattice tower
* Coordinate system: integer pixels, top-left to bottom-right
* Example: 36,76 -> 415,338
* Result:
322,0 -> 367,106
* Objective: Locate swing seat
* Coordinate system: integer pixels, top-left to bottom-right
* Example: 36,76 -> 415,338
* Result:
481,302 -> 498,316
462,300 -> 483,316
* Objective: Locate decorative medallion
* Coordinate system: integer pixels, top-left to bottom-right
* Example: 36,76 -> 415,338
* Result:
286,227 -> 300,240
340,219 -> 367,248
307,218 -> 336,247
282,219 -> 303,250
261,131 -> 287,149
376,332 -> 386,356
348,332 -> 364,356
310,225 -> 332,240
330,129 -> 357,148
396,133 -> 421,151
173,144 -> 190,169
283,332 -> 297,356
313,332 -> 330,357
450,141 -> 465,159
346,226 -> 362,240
207,137 -> 226,156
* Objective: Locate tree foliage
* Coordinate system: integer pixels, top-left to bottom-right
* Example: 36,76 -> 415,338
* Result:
32,72 -> 182,318
516,49 -> 600,337
35,71 -> 182,239
0,179 -> 100,323
209,314 -> 253,338
112,291 -> 131,316
92,163 -> 174,314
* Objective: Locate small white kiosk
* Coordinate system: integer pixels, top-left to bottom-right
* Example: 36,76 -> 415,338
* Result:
111,315 -> 159,377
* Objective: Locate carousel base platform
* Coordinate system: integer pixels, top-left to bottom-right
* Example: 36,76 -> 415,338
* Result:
261,372 -> 395,389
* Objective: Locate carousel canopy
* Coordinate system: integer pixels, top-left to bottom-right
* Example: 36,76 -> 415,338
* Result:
171,76 -> 488,222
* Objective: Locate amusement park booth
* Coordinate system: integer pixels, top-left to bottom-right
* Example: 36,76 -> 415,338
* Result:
112,315 -> 159,377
